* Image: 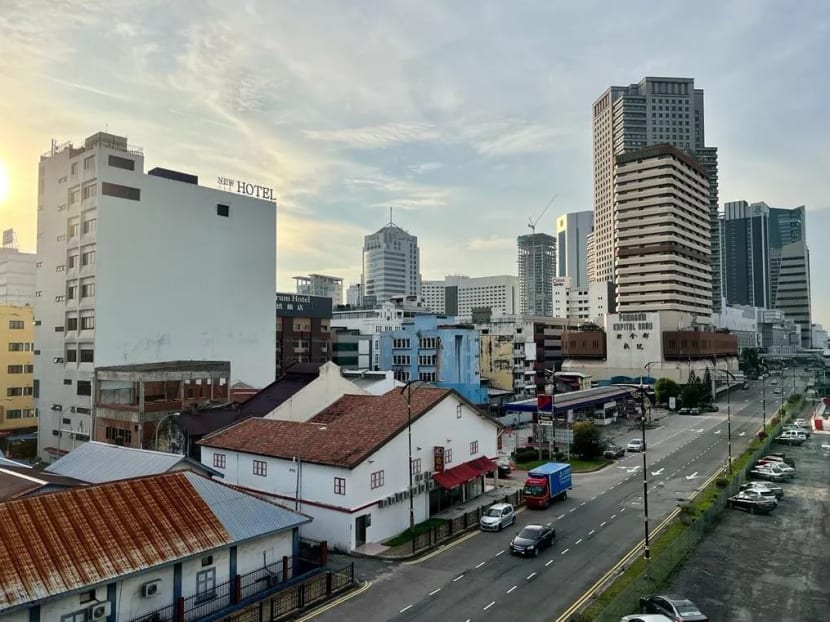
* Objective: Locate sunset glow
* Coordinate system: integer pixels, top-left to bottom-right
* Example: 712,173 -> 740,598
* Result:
0,161 -> 8,203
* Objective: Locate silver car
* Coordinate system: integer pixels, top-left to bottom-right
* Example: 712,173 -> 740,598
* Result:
479,503 -> 515,531
627,438 -> 645,452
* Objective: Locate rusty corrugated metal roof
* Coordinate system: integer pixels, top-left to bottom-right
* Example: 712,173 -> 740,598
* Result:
0,472 -> 230,610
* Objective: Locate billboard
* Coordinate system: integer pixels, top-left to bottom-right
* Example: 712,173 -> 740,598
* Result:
275,293 -> 332,318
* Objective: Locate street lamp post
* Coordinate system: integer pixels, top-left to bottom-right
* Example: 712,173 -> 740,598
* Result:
641,361 -> 661,423
638,386 -> 651,563
711,359 -> 733,472
400,380 -> 423,530
761,367 -> 767,431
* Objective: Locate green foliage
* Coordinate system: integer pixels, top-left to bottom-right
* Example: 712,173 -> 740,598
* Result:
572,421 -> 603,460
740,348 -> 761,375
681,371 -> 709,408
654,377 -> 680,404
701,368 -> 714,403
382,518 -> 446,546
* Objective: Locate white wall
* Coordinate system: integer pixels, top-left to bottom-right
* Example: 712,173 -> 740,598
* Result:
265,362 -> 368,422
94,174 -> 275,387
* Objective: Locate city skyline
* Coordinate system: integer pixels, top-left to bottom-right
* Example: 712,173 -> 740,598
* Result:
0,2 -> 828,327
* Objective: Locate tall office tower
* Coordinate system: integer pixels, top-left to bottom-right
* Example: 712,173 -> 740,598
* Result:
35,132 -> 276,460
724,201 -> 811,346
592,77 -> 719,309
293,273 -> 344,306
722,201 -> 771,308
361,220 -> 420,306
614,145 -> 712,319
585,231 -> 595,289
555,211 -> 593,287
517,233 -> 556,317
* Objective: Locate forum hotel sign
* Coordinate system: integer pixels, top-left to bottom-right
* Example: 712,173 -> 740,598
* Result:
611,312 -> 655,333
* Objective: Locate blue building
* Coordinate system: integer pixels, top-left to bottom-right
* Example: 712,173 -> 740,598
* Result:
379,315 -> 487,404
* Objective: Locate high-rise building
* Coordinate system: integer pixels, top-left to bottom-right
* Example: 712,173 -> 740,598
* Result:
592,77 -> 720,311
421,274 -> 519,318
34,132 -> 276,460
614,145 -> 712,319
555,211 -> 593,287
346,283 -> 362,307
517,233 -> 556,317
552,277 -> 614,323
275,293 -> 332,376
293,273 -> 343,306
722,201 -> 811,347
361,221 -> 420,306
0,230 -> 36,306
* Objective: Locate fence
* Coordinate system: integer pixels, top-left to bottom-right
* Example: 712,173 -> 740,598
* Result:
410,489 -> 524,553
582,408 -> 799,622
224,563 -> 355,622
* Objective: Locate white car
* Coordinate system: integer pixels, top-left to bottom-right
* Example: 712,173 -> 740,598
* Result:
794,418 -> 810,430
479,503 -> 515,532
620,614 -> 674,622
626,438 -> 645,452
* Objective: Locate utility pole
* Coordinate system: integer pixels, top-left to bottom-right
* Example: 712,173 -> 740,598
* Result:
639,387 -> 650,563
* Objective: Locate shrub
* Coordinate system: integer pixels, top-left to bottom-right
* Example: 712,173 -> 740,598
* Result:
715,476 -> 729,488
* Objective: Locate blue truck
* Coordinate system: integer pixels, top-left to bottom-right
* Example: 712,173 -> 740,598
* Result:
523,462 -> 572,509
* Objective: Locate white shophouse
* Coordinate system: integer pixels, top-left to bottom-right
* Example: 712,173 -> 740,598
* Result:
200,387 -> 501,551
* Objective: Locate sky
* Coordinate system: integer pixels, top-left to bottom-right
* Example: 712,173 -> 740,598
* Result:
0,0 -> 828,328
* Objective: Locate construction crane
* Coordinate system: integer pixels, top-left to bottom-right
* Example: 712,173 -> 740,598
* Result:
528,193 -> 558,234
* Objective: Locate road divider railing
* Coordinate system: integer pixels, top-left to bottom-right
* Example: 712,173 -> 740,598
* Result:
558,399 -> 807,622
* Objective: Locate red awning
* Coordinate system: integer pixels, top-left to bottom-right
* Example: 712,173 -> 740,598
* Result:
432,456 -> 497,489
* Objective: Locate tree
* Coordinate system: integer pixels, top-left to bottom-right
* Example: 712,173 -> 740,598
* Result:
654,377 -> 680,405
681,371 -> 708,408
572,421 -> 602,460
701,368 -> 714,404
740,348 -> 761,377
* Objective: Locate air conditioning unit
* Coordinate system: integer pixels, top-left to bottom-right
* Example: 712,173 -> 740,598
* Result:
378,498 -> 386,508
426,480 -> 435,490
53,357 -> 64,363
387,496 -> 395,505
142,580 -> 161,598
394,492 -> 402,502
89,602 -> 111,620
423,471 -> 433,480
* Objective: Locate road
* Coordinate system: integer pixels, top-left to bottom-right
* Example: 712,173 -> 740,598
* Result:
313,377 -> 806,622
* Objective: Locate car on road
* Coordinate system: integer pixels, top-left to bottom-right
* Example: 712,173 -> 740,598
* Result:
627,438 -> 645,452
727,489 -> 777,513
640,594 -> 709,621
773,388 -> 782,394
775,430 -> 806,446
749,463 -> 792,481
621,615 -> 674,622
740,481 -> 784,499
479,503 -> 515,531
509,524 -> 555,557
783,423 -> 811,438
604,444 -> 626,459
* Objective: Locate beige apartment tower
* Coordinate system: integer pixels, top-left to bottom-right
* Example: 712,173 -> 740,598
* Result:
614,145 -> 712,320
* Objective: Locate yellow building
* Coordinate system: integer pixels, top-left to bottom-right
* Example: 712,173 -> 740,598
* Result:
0,305 -> 37,459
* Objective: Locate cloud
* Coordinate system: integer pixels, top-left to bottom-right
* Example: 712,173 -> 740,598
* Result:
467,236 -> 516,251
303,122 -> 440,148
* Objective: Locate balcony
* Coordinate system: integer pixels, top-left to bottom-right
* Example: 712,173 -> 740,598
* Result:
127,557 -> 353,622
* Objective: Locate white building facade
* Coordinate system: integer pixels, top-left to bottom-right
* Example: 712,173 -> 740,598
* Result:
361,222 -> 421,305
552,277 -> 613,323
421,274 -> 519,319
34,133 -> 276,460
294,274 -> 344,306
0,238 -> 36,306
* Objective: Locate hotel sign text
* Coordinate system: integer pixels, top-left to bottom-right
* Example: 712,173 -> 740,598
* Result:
217,176 -> 276,201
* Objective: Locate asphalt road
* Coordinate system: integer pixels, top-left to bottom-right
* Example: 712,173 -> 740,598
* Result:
313,377 -> 807,622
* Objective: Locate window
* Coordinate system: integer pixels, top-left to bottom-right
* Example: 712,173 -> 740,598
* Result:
81,249 -> 95,266
7,387 -> 23,397
82,219 -> 97,234
101,182 -> 140,201
7,365 -> 23,374
253,459 -> 267,476
419,337 -> 438,349
79,347 -> 94,363
201,555 -> 214,567
410,458 -> 422,476
76,380 -> 91,396
64,379 -> 72,385
66,317 -> 78,331
67,254 -> 78,269
55,295 -> 65,302
80,315 -> 94,330
392,354 -> 410,366
334,477 -> 346,495
66,347 -> 78,362
445,448 -> 453,464
8,343 -> 25,352
66,284 -> 77,300
54,325 -> 64,332
81,282 -> 95,298
68,188 -> 80,205
195,568 -> 216,603
418,354 -> 436,366
70,162 -> 78,176
213,453 -> 227,469
370,470 -> 385,489
83,155 -> 95,170
108,154 -> 135,170
61,610 -> 89,622
392,338 -> 410,349
105,426 -> 132,445
217,204 -> 230,217
470,441 -> 479,455
418,371 -> 436,382
81,183 -> 97,200
79,590 -> 96,605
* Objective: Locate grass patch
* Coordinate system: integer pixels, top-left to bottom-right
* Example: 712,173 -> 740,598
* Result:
382,518 -> 447,547
514,457 -> 612,472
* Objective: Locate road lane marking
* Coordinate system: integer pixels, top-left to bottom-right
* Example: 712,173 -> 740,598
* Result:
611,514 -> 617,519
580,501 -> 586,506
591,496 -> 597,500
588,529 -> 595,535
600,521 -> 607,527
569,508 -> 576,513
453,574 -> 465,582
575,538 -> 583,544
294,579 -> 373,621
402,529 -> 480,565
484,601 -> 496,610
495,550 -> 505,556
620,507 -> 626,512
507,585 -> 517,594
526,572 -> 536,580
400,605 -> 413,613
546,559 -> 554,566
429,588 -> 441,596
475,561 -> 486,568
561,548 -> 570,555
558,514 -> 565,519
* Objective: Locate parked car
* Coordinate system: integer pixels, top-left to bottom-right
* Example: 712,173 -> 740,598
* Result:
740,481 -> 784,499
760,452 -> 796,468
689,407 -> 700,416
479,503 -> 515,532
627,438 -> 645,452
604,444 -> 626,459
794,418 -> 809,429
678,408 -> 691,415
783,423 -> 811,438
757,455 -> 797,471
640,594 -> 709,621
773,388 -> 782,395
728,489 -> 777,514
509,524 -> 555,557
495,458 -> 512,478
621,615 -> 674,622
749,463 -> 793,481
775,430 -> 806,446
757,459 -> 795,476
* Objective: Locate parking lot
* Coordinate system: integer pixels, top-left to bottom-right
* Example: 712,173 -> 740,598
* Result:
666,431 -> 830,621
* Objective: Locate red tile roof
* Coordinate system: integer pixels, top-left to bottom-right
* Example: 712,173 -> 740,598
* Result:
200,387 -> 455,468
0,472 -> 229,610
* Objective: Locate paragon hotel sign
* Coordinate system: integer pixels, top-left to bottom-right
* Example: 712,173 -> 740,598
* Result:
217,176 -> 276,201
